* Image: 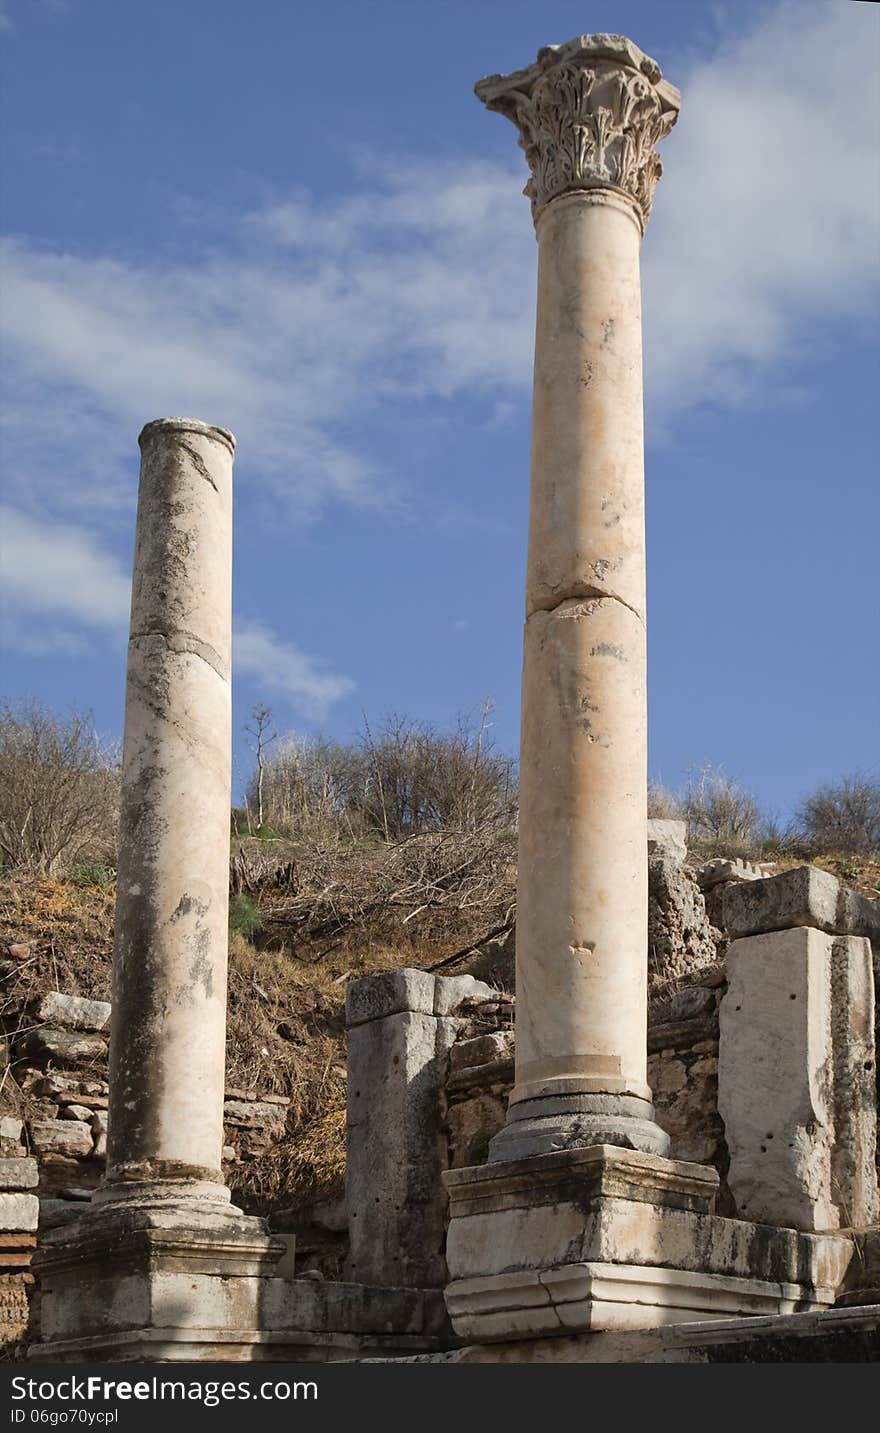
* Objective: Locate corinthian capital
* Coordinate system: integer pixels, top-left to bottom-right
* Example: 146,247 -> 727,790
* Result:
475,34 -> 681,231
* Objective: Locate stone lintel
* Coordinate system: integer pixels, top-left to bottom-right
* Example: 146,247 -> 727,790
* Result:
345,968 -> 494,1027
723,864 -> 880,945
443,1144 -> 719,1218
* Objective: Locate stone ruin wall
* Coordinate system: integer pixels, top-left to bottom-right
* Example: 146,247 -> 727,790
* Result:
0,987 -> 290,1354
342,854 -> 880,1303
3,838 -> 879,1355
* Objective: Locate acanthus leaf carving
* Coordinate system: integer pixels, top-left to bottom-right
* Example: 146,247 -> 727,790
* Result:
477,46 -> 680,231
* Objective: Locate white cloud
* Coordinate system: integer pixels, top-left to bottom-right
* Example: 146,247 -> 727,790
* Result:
642,0 -> 880,414
0,504 -> 131,631
0,505 -> 353,720
1,0 -> 876,681
2,3 -> 875,535
233,619 -> 355,721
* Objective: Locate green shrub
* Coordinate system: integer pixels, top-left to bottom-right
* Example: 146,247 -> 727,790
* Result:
71,861 -> 116,888
229,892 -> 264,940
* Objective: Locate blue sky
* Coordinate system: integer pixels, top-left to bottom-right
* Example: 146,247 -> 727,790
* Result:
1,0 -> 878,816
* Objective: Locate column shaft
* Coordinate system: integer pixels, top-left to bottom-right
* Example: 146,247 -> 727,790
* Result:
475,36 -> 681,1161
104,418 -> 235,1200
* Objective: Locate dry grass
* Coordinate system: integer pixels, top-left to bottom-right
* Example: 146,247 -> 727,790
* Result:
2,838 -> 875,1211
233,1101 -> 347,1217
0,829 -> 515,1209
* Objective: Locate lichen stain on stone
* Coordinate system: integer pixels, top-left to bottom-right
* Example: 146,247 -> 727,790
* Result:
600,496 -> 622,529
591,642 -> 627,661
601,317 -> 616,348
590,556 -> 623,584
166,892 -> 216,1001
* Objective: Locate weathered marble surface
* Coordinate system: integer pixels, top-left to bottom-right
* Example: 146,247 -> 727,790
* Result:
107,418 -> 235,1197
476,35 -> 679,1161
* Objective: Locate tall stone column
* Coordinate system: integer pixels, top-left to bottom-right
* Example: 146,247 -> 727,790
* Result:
478,37 -> 680,1160
442,42 -> 860,1345
102,418 -> 236,1207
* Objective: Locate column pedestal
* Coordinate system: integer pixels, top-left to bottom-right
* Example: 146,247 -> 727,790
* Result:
33,1203 -> 283,1362
443,1146 -> 852,1341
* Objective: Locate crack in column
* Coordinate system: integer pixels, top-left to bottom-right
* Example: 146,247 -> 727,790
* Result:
178,441 -> 220,494
527,588 -> 645,626
129,626 -> 228,682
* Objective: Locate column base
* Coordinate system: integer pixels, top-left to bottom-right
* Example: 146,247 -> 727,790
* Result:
443,1145 -> 853,1342
488,1093 -> 671,1161
31,1198 -> 286,1362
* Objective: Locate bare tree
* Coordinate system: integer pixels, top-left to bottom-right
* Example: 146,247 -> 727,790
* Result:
252,709 -> 518,844
682,762 -> 761,853
796,773 -> 880,856
245,704 -> 277,832
0,700 -> 120,876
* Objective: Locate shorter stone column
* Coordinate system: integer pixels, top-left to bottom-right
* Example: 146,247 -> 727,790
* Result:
719,867 -> 879,1232
104,418 -> 236,1205
32,420 -> 284,1362
345,970 -> 493,1289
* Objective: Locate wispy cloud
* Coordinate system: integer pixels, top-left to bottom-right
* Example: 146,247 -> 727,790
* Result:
642,0 -> 880,414
1,1 -> 876,683
0,505 -> 353,718
233,619 -> 355,721
0,505 -> 131,629
2,2 -> 876,528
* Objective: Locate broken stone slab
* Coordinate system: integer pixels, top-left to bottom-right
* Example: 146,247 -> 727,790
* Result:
650,986 -> 716,1024
15,1029 -> 107,1065
90,1111 -> 108,1135
723,865 -> 880,945
0,1118 -> 23,1145
35,1074 -> 109,1099
698,857 -> 767,891
447,1056 -> 516,1096
222,1100 -> 288,1128
647,1014 -> 718,1054
61,1104 -> 95,1123
0,1158 -> 37,1190
224,1088 -> 289,1105
58,1093 -> 108,1111
434,975 -> 496,1016
33,993 -> 111,1033
345,968 -> 498,1028
449,1031 -> 515,1073
345,968 -> 436,1026
647,819 -> 687,863
0,1193 -> 39,1233
447,1093 -> 508,1170
28,1119 -> 94,1158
